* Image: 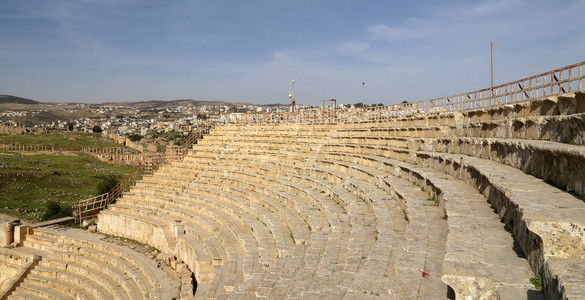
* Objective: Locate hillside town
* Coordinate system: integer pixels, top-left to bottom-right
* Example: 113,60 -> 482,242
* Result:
0,99 -> 362,145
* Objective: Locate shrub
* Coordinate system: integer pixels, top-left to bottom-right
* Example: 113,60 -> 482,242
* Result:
42,201 -> 73,221
127,133 -> 143,142
97,175 -> 119,195
530,275 -> 543,291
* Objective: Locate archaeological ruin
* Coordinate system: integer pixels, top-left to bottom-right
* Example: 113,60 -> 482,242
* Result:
1,61 -> 584,299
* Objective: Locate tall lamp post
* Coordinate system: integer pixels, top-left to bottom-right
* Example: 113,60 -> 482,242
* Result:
289,80 -> 295,112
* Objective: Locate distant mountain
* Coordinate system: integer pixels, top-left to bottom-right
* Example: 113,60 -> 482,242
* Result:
99,99 -> 254,109
0,95 -> 40,104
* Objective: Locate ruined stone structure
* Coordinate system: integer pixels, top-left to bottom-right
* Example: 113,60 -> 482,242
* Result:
94,91 -> 585,299
1,62 -> 584,299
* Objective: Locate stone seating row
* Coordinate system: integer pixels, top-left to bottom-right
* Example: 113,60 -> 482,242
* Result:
211,91 -> 583,136
184,150 -> 444,297
414,151 -> 585,299
106,164 -> 338,298
197,130 -> 585,198
187,145 -> 539,298
180,155 -> 408,298
9,226 -> 178,300
125,163 -> 360,298
106,144 -> 428,298
201,133 -> 582,298
192,176 -> 339,298
103,189 -> 254,299
281,140 -> 576,298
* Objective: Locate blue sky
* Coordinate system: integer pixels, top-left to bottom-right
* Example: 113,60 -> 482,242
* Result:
1,0 -> 584,105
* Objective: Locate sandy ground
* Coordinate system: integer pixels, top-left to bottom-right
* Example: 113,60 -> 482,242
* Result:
0,213 -> 31,225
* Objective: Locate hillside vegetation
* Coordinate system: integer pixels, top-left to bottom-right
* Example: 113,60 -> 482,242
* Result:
0,131 -> 124,150
0,131 -> 134,221
0,95 -> 39,104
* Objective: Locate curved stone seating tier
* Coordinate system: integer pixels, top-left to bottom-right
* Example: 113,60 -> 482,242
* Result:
182,151 -> 449,297
229,136 -> 582,296
210,127 -> 585,197
190,178 -> 341,298
413,151 -> 585,298
192,144 -> 541,297
328,135 -> 585,197
402,136 -> 585,197
9,226 -> 179,300
141,161 -> 374,294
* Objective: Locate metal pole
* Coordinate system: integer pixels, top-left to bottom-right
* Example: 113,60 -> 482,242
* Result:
491,43 -> 494,97
290,80 -> 296,113
362,82 -> 365,107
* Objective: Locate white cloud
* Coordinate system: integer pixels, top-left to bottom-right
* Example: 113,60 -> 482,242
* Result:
367,24 -> 417,42
472,0 -> 524,14
339,41 -> 370,54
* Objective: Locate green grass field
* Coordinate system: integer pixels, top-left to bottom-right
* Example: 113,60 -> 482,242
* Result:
0,131 -> 134,221
0,131 -> 123,150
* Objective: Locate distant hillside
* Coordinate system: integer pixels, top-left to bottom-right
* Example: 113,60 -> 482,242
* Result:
0,95 -> 40,104
100,99 -> 247,109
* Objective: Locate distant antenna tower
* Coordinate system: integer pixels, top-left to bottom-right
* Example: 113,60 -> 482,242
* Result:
289,80 -> 296,112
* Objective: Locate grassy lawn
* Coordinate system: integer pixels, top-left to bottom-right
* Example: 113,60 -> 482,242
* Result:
0,131 -> 135,221
0,131 -> 123,150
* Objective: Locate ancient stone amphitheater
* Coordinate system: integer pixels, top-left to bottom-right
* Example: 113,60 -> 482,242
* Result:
2,63 -> 585,299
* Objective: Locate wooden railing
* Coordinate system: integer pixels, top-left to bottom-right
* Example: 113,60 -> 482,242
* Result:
217,61 -> 585,125
76,124 -> 213,224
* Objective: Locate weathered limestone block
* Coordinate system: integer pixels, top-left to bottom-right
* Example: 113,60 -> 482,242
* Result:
557,93 -> 577,115
530,97 -> 560,117
441,273 -> 496,300
523,118 -> 542,140
467,109 -> 488,123
541,114 -> 585,144
514,101 -> 531,119
576,91 -> 585,113
13,225 -> 28,247
176,235 -> 213,283
545,257 -> 585,299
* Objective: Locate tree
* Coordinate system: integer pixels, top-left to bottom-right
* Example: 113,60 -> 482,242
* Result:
67,122 -> 75,131
92,125 -> 102,133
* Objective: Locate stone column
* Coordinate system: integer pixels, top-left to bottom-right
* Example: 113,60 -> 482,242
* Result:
3,222 -> 14,246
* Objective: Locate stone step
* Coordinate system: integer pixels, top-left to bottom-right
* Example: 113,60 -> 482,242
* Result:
15,280 -> 72,299
185,156 -> 386,296
195,144 -> 540,298
414,151 -> 585,299
316,150 -> 541,298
